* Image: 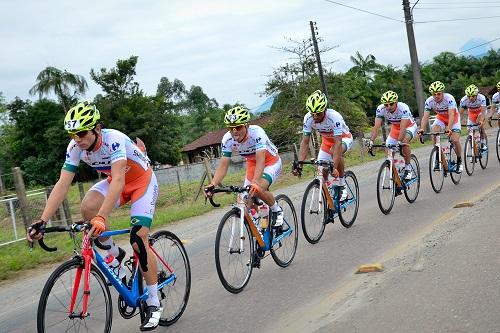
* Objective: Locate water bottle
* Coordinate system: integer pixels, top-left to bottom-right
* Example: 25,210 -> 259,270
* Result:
473,131 -> 480,143
394,158 -> 405,174
326,179 -> 335,198
258,204 -> 269,229
105,254 -> 126,281
442,141 -> 450,157
249,208 -> 260,228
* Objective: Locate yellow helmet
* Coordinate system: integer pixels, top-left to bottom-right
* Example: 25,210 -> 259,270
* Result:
224,106 -> 250,127
381,90 -> 398,104
429,81 -> 445,94
306,90 -> 327,114
64,102 -> 100,133
465,84 -> 478,97
496,81 -> 500,90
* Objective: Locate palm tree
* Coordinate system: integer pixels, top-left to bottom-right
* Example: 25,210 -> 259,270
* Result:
29,66 -> 88,112
349,51 -> 383,80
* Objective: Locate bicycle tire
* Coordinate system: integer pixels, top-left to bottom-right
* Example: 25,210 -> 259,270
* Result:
464,135 -> 475,176
479,135 -> 488,169
404,154 -> 420,203
339,171 -> 359,227
271,194 -> 298,267
429,146 -> 444,193
150,230 -> 191,326
376,161 -> 395,214
300,179 -> 327,244
37,257 -> 112,333
450,145 -> 462,185
496,129 -> 500,163
215,208 -> 254,293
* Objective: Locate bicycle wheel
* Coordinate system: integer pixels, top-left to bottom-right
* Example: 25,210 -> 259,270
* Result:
429,146 -> 444,193
404,154 -> 420,203
150,230 -> 191,326
450,145 -> 462,185
479,135 -> 488,169
463,136 -> 475,176
376,161 -> 395,214
300,179 -> 327,244
215,208 -> 254,293
339,171 -> 359,227
271,194 -> 298,267
496,129 -> 500,163
37,258 -> 112,333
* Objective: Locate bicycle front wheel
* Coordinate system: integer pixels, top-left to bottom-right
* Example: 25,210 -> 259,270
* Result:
404,154 -> 420,203
479,135 -> 488,169
215,208 -> 254,293
37,258 -> 112,333
271,194 -> 298,267
429,146 -> 444,193
339,171 -> 359,228
150,230 -> 191,326
376,161 -> 395,214
464,136 -> 475,176
450,145 -> 462,185
496,129 -> 500,163
300,179 -> 327,244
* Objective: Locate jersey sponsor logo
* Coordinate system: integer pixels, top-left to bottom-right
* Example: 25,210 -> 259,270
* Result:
111,142 -> 120,151
131,217 -> 141,225
133,149 -> 150,165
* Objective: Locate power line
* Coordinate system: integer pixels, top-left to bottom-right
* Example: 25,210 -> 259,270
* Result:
416,1 -> 499,4
415,6 -> 500,9
323,0 -> 404,23
455,37 -> 500,55
415,15 -> 500,23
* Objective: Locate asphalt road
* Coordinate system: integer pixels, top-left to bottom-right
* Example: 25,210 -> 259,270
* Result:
1,129 -> 499,333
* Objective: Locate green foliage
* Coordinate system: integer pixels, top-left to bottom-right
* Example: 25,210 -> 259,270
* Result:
90,56 -> 141,98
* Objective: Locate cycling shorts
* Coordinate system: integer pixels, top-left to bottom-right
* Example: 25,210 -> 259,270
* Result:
432,117 -> 461,133
89,169 -> 158,228
244,157 -> 282,186
386,123 -> 417,145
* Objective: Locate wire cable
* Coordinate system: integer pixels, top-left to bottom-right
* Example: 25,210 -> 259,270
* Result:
415,15 -> 500,23
455,37 -> 500,55
323,0 -> 404,23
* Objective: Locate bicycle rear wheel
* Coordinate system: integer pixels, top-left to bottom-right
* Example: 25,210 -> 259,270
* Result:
496,129 -> 500,163
339,171 -> 359,227
479,135 -> 488,169
215,208 -> 254,293
404,154 -> 420,203
429,146 -> 444,193
450,145 -> 462,185
37,258 -> 112,333
376,161 -> 395,214
271,194 -> 298,267
464,136 -> 475,176
300,179 -> 327,244
150,230 -> 191,326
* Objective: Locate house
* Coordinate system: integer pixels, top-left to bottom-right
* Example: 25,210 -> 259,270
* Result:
181,116 -> 272,164
479,86 -> 497,104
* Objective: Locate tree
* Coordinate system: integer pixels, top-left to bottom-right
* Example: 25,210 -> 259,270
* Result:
90,56 -> 141,98
29,67 -> 88,112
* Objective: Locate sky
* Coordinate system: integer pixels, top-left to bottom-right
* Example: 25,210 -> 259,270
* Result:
1,0 -> 499,110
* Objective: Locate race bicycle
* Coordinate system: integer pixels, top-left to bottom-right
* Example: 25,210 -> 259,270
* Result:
207,185 -> 298,293
293,159 -> 359,244
420,132 -> 461,193
367,143 -> 420,215
463,124 -> 488,175
30,221 -> 191,333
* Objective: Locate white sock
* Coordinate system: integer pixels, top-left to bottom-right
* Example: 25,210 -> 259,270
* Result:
146,284 -> 160,307
102,238 -> 119,257
270,203 -> 281,212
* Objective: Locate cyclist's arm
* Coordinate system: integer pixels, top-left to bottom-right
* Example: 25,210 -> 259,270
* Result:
211,156 -> 230,187
298,135 -> 311,161
252,149 -> 266,184
398,118 -> 409,142
447,107 -> 456,130
489,104 -> 496,116
96,159 -> 126,220
370,118 -> 383,141
419,110 -> 430,131
458,106 -> 465,117
40,169 -> 75,221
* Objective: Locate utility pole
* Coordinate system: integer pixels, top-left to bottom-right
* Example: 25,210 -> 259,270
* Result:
403,0 -> 425,120
310,21 -> 328,99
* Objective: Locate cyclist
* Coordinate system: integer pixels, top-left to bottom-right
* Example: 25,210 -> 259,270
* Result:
418,80 -> 463,173
366,90 -> 417,181
293,90 -> 353,201
26,102 -> 163,331
459,84 -> 487,150
204,106 -> 284,227
488,81 -> 500,127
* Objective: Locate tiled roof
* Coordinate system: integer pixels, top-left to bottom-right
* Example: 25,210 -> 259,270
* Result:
182,116 -> 272,152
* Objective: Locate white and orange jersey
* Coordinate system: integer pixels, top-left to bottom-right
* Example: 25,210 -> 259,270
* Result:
375,102 -> 415,127
221,125 -> 279,166
460,93 -> 486,123
424,93 -> 458,124
492,92 -> 500,113
63,129 -> 150,183
303,109 -> 351,152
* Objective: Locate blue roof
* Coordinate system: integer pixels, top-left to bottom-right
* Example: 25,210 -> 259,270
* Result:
250,93 -> 278,115
459,38 -> 492,58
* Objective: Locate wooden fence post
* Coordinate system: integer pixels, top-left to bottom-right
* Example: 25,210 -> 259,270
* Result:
12,167 -> 30,228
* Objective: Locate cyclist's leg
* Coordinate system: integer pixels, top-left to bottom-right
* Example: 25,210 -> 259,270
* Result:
337,136 -> 353,197
450,120 -> 462,157
82,180 -> 121,256
402,124 -> 417,164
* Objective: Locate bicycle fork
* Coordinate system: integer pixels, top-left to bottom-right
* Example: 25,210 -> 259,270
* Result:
69,245 -> 93,319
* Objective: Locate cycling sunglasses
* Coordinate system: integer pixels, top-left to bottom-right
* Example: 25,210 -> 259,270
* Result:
68,130 -> 89,139
384,102 -> 396,107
